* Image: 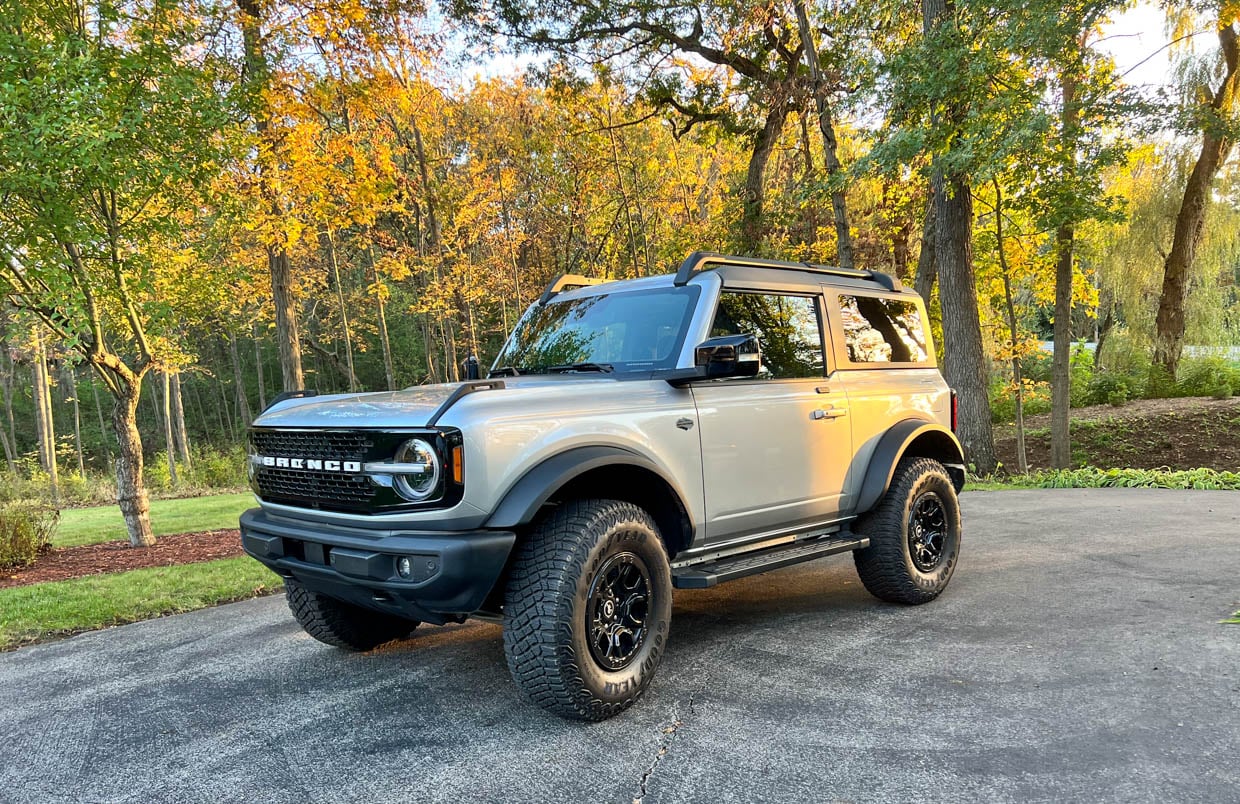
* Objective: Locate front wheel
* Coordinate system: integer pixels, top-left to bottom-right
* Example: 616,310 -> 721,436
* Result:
853,457 -> 962,605
285,581 -> 418,651
503,499 -> 673,721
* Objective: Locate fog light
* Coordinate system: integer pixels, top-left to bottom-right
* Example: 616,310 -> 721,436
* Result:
396,556 -> 412,578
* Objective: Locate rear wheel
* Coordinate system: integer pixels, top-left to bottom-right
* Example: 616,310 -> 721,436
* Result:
285,581 -> 418,651
503,498 -> 673,721
853,457 -> 961,605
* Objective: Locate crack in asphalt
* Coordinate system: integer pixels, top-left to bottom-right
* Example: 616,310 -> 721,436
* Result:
633,691 -> 698,804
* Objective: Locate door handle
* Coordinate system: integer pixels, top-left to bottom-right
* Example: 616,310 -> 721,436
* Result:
812,407 -> 847,420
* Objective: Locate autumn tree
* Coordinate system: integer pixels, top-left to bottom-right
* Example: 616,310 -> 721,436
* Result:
1152,4 -> 1240,379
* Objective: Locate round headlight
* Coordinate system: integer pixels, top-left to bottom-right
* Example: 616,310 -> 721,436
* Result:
393,438 -> 440,501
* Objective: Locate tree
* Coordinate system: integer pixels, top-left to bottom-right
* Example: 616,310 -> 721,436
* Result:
1152,8 -> 1240,379
918,0 -> 998,474
0,0 -> 227,544
455,0 -> 857,255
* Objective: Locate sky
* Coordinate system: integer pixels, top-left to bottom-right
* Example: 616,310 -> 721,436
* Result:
1098,1 -> 1176,90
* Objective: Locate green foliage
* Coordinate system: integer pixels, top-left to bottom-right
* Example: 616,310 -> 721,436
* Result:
0,503 -> 58,570
145,445 -> 248,495
1026,467 -> 1240,490
0,556 -> 280,649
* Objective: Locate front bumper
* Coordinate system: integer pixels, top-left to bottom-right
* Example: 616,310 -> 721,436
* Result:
239,507 -> 516,625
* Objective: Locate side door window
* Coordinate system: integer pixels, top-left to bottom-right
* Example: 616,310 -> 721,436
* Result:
711,292 -> 825,379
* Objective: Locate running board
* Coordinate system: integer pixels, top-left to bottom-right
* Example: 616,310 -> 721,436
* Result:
672,534 -> 868,589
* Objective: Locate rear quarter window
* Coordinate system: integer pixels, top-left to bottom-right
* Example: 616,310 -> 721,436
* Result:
836,294 -> 932,366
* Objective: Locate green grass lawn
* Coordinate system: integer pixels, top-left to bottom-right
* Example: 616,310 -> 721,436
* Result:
0,556 -> 282,649
56,492 -> 255,548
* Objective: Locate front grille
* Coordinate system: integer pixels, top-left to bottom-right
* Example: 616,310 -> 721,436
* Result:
250,428 -> 381,512
250,430 -> 375,461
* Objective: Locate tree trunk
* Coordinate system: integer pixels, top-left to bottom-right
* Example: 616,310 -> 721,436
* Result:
253,325 -> 267,410
269,247 -> 304,391
1051,70 -> 1079,470
932,174 -> 997,475
170,372 -> 192,470
365,244 -> 396,390
32,329 -> 59,501
66,366 -> 85,476
914,192 -> 938,303
162,371 -> 178,486
323,231 -> 357,392
0,345 -> 16,473
792,0 -> 854,269
993,180 -> 1027,474
228,332 -> 254,424
112,381 -> 155,547
740,99 -> 791,253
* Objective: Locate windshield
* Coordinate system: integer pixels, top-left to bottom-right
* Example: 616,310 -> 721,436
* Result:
494,285 -> 700,374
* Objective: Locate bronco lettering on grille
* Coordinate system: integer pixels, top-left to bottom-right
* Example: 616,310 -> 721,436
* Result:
252,455 -> 363,473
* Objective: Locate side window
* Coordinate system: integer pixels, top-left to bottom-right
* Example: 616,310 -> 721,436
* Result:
838,294 -> 929,364
711,292 -> 825,379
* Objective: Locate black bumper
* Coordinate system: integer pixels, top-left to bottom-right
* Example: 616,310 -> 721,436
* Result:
239,507 -> 516,625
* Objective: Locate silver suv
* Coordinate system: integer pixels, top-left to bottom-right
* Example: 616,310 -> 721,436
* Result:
240,252 -> 966,720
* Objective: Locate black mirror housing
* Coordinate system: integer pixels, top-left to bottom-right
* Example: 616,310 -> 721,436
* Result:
666,334 -> 761,386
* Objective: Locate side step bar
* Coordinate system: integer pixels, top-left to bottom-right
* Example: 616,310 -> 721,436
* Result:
672,533 -> 869,589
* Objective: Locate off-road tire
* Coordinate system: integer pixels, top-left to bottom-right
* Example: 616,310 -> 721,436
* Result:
503,499 -> 673,721
285,580 -> 418,651
853,457 -> 961,605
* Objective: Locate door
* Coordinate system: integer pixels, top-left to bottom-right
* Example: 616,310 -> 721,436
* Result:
691,290 -> 852,542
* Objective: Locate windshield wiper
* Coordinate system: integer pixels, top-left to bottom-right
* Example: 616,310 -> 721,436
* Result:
487,366 -> 522,377
545,362 -> 614,374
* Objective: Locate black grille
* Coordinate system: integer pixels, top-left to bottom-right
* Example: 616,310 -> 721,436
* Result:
250,430 -> 375,461
250,429 -> 380,511
255,467 -> 374,508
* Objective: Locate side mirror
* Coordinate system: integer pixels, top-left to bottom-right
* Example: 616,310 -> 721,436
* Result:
667,334 -> 761,386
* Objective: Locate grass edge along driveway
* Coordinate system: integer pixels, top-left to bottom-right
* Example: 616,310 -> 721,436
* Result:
0,556 -> 281,650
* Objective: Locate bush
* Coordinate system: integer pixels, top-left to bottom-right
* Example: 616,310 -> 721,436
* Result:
1085,374 -> 1130,407
1175,357 -> 1238,399
0,503 -> 58,570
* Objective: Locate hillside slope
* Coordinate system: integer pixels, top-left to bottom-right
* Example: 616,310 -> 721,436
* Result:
994,397 -> 1240,471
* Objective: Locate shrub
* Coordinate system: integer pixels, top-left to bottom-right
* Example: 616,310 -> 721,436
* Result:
1085,374 -> 1130,407
1176,357 -> 1238,399
0,503 -> 58,570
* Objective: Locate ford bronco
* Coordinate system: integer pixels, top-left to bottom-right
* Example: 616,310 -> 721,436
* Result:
240,251 -> 966,720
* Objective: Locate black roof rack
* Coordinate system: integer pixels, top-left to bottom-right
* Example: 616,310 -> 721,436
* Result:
671,251 -> 902,292
538,274 -> 612,304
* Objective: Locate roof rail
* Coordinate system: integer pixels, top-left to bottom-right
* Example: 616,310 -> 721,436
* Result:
671,251 -> 902,292
539,274 -> 612,304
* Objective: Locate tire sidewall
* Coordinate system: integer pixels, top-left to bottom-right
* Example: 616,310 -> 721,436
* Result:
899,468 -> 961,593
567,510 -> 672,708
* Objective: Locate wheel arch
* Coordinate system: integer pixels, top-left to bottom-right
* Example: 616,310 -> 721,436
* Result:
485,446 -> 695,558
855,419 -> 966,514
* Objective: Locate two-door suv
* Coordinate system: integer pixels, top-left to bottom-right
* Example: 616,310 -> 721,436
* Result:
240,251 -> 966,720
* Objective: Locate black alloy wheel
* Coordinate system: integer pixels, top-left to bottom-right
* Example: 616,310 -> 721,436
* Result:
586,552 -> 652,671
907,492 -> 947,572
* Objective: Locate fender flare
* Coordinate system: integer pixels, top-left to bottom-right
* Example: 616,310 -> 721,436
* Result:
855,419 -> 966,514
485,445 -> 691,530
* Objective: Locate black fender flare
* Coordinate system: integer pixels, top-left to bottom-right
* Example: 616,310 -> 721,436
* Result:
855,419 -> 966,514
485,445 -> 692,530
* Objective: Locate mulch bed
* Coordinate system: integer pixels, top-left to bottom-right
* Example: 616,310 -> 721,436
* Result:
1,529 -> 244,590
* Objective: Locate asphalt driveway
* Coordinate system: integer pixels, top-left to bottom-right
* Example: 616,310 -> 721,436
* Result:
1,489 -> 1237,803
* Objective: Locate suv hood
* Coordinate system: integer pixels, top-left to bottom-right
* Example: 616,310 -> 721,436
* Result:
251,376 -> 620,430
